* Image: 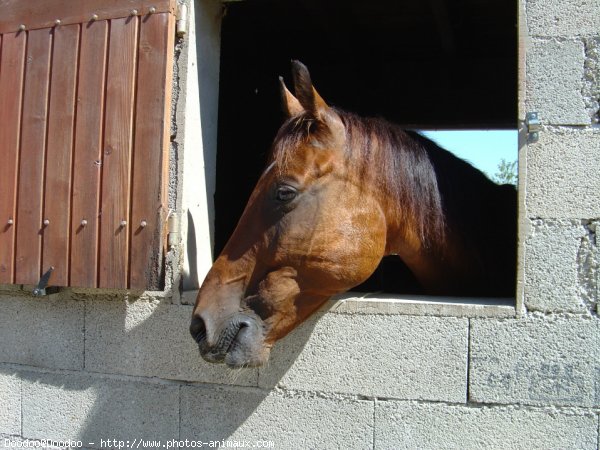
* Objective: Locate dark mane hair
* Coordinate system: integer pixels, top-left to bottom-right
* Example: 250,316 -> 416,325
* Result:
334,109 -> 446,248
269,108 -> 509,253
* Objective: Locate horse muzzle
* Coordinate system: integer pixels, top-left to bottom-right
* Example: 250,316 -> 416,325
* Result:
189,311 -> 268,368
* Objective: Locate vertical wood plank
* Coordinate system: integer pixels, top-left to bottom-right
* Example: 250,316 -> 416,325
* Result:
98,17 -> 138,288
0,32 -> 26,283
70,20 -> 108,288
42,24 -> 79,286
129,13 -> 174,290
15,28 -> 52,285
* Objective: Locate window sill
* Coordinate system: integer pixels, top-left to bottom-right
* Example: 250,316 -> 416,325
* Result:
181,289 -> 516,318
327,292 -> 516,318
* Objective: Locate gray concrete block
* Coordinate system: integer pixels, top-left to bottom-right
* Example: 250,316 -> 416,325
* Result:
526,129 -> 600,218
84,298 -> 257,386
21,371 -> 179,443
0,371 -> 21,435
180,384 -> 373,448
527,0 -> 600,37
526,39 -> 589,125
524,219 -> 592,312
0,296 -> 84,370
470,316 -> 600,407
259,313 -> 468,403
375,401 -> 598,449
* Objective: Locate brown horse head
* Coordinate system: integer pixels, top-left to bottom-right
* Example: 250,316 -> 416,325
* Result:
190,61 -> 516,368
190,61 -> 390,367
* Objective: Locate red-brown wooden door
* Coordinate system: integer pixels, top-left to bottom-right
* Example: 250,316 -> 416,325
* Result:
0,0 -> 175,290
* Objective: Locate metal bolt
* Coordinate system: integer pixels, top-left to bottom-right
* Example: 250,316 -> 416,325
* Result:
90,14 -> 98,21
131,9 -> 138,15
149,6 -> 156,14
54,19 -> 61,26
81,219 -> 88,227
18,24 -> 26,31
120,220 -> 127,227
43,219 -> 50,226
140,220 -> 148,228
7,219 -> 14,226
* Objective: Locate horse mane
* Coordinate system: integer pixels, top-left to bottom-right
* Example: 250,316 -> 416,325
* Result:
270,108 -> 504,252
334,110 -> 446,249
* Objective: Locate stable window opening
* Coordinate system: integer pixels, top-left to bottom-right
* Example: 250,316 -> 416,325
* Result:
214,0 -> 518,300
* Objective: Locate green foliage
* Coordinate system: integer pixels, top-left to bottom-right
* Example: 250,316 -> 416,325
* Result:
491,158 -> 518,186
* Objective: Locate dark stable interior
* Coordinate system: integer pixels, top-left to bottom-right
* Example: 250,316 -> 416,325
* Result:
214,0 -> 517,294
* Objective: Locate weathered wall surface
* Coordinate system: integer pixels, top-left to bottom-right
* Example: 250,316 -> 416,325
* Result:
1,0 -> 599,449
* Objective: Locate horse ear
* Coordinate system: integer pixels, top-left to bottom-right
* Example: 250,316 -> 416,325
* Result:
290,60 -> 328,117
279,76 -> 304,117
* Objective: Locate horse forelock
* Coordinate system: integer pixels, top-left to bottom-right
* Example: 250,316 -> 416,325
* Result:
270,113 -> 328,174
268,109 -> 446,249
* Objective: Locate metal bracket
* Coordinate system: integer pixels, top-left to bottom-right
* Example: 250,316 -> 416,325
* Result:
525,112 -> 541,143
32,266 -> 57,297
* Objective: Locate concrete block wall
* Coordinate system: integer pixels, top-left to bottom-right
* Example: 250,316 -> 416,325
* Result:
1,0 -> 599,449
0,289 -> 598,449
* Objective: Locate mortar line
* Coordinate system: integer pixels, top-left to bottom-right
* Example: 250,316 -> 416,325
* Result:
372,398 -> 376,450
466,318 -> 472,404
20,368 -> 23,440
178,384 -> 182,440
597,412 -> 600,450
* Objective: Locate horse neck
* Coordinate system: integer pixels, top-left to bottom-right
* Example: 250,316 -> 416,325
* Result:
342,122 -> 444,258
344,125 -> 477,293
378,191 -> 479,295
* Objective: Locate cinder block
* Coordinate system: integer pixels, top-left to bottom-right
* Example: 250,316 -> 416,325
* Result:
180,384 -> 373,448
527,0 -> 600,37
84,298 -> 257,386
375,401 -> 598,449
526,129 -> 600,218
0,296 -> 84,370
524,219 -> 591,312
470,316 -> 600,407
526,39 -> 589,125
21,371 -> 179,443
0,371 -> 21,435
259,313 -> 468,403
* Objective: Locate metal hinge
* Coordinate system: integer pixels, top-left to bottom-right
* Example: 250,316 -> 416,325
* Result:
525,112 -> 541,143
167,212 -> 180,249
176,3 -> 188,37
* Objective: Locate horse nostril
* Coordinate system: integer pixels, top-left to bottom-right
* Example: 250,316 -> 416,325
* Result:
236,318 -> 252,328
189,316 -> 207,344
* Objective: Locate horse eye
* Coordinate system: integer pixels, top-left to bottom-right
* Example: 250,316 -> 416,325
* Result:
276,185 -> 297,202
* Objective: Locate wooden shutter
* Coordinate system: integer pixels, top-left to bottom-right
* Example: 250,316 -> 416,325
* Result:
0,0 -> 176,290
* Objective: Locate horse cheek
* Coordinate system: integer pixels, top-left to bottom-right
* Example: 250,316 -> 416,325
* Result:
316,199 -> 386,291
346,214 -> 387,287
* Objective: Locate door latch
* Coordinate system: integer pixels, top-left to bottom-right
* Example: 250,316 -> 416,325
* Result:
525,112 -> 541,143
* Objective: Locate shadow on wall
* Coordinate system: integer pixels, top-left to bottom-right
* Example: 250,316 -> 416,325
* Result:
2,291 -> 328,445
